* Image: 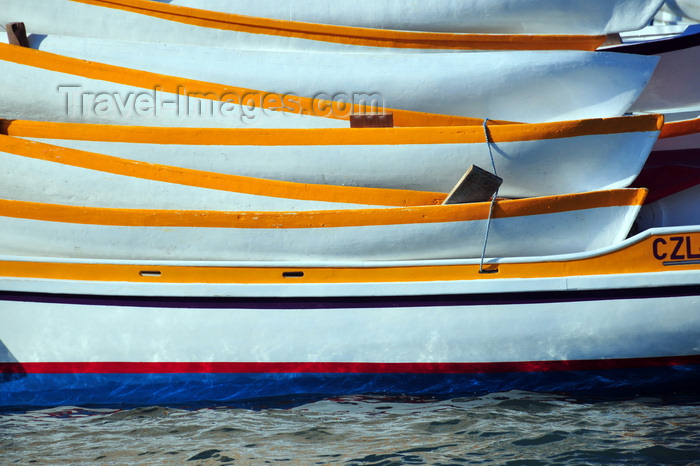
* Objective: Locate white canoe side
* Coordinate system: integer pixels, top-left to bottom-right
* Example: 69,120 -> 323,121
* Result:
0,226 -> 698,406
0,38 -> 659,125
617,24 -> 691,44
0,0 -> 608,52
2,115 -> 664,198
609,27 -> 700,115
0,135 -> 446,211
0,189 -> 646,261
0,41 -> 343,129
655,0 -> 700,24
148,0 -> 665,35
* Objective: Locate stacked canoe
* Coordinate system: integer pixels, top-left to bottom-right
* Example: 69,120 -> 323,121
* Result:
0,0 -> 699,408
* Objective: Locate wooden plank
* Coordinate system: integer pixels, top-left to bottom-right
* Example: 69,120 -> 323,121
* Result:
350,113 -> 394,128
6,22 -> 29,48
443,165 -> 503,204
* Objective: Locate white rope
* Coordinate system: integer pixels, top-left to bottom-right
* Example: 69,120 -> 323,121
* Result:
479,119 -> 498,274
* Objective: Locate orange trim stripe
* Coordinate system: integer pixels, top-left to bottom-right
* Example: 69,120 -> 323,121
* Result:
0,189 -> 646,228
68,0 -> 606,51
0,135 -> 445,206
659,117 -> 700,139
0,42 -> 485,128
0,230 -> 694,283
1,114 -> 664,146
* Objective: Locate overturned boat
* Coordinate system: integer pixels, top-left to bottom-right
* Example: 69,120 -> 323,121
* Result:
608,24 -> 700,116
147,0 -> 665,35
0,189 -> 645,261
0,0 -> 613,52
0,135 -> 447,211
1,114 -> 663,197
0,38 -> 659,125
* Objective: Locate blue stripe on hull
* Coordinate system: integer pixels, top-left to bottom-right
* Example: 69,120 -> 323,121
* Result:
2,366 -> 699,410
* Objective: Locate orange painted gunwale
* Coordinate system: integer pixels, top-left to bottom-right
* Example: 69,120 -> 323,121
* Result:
0,135 -> 446,207
68,0 -> 606,51
0,230 -> 696,283
1,114 -> 664,146
0,189 -> 647,228
659,117 -> 700,140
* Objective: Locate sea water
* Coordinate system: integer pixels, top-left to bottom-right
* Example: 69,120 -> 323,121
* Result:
2,391 -> 699,464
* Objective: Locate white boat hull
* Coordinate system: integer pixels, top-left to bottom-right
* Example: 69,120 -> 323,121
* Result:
623,31 -> 700,114
150,0 -> 665,34
0,37 -> 659,124
655,0 -> 700,24
0,0 -> 618,52
1,226 -> 698,407
0,190 -> 645,261
5,115 -> 663,198
0,136 -> 446,210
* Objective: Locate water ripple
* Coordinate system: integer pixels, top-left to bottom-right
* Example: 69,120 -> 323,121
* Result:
1,391 -> 699,464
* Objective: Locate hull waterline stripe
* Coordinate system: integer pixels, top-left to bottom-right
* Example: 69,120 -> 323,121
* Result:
2,284 -> 699,309
3,356 -> 699,375
4,366 -> 698,408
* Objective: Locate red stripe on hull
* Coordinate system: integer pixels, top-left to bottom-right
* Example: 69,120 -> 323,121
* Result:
3,356 -> 699,375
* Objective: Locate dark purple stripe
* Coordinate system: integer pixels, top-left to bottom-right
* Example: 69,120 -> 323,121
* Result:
1,285 -> 699,309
